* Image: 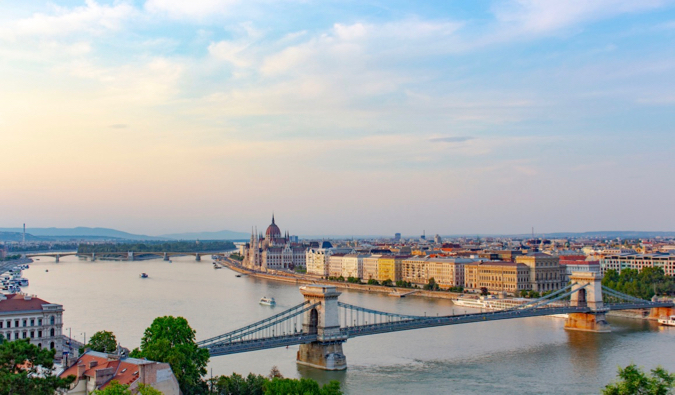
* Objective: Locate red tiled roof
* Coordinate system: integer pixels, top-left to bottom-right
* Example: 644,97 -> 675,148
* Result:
60,352 -> 143,389
559,260 -> 599,266
0,294 -> 51,313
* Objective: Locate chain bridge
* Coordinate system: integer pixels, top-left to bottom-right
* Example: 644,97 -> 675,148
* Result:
198,272 -> 674,370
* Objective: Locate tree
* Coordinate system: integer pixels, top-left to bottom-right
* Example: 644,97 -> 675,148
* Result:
603,364 -> 675,395
381,279 -> 393,287
480,287 -> 489,296
130,316 -> 210,394
424,278 -> 440,291
87,330 -> 117,353
0,339 -> 75,395
367,279 -> 379,285
92,381 -> 163,395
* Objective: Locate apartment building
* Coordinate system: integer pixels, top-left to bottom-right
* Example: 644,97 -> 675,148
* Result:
464,261 -> 530,294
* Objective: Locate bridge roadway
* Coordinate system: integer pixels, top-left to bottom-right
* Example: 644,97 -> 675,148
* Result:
204,301 -> 674,357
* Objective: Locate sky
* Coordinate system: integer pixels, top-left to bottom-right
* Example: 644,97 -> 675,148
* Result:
1,0 -> 674,237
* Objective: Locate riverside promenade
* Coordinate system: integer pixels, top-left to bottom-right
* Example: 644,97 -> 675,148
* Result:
218,258 -> 460,301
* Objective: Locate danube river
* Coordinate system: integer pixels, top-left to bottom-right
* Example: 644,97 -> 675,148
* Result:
23,256 -> 675,394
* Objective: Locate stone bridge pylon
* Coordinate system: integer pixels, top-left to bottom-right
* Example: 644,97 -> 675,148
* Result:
296,285 -> 348,370
564,272 -> 610,332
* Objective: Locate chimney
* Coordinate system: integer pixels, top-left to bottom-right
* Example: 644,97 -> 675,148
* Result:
77,364 -> 87,377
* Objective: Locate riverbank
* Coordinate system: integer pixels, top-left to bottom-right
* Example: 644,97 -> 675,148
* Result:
219,259 -> 462,301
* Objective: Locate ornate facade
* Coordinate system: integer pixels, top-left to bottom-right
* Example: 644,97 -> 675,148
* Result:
243,215 -> 306,271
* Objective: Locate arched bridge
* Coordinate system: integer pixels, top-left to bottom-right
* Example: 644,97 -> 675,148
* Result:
197,272 -> 674,370
24,251 -> 229,263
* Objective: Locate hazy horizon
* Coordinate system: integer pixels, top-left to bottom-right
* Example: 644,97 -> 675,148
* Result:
2,1 -> 674,235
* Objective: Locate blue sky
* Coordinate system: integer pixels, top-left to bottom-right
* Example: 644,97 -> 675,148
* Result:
1,0 -> 674,236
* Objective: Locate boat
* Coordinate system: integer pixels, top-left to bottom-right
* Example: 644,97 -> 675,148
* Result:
140,273 -> 149,278
236,274 -> 242,278
213,265 -> 222,269
259,296 -> 276,306
658,315 -> 675,326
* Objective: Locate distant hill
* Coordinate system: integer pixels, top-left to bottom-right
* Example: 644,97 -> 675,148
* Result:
0,231 -> 49,242
159,230 -> 250,240
0,227 -> 168,241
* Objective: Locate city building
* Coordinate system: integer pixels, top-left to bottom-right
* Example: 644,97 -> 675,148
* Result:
394,233 -> 401,241
600,253 -> 675,276
377,255 -> 409,282
362,255 -> 380,281
464,261 -> 530,294
341,253 -> 367,279
328,254 -> 346,278
0,293 -> 64,358
401,256 -> 470,287
243,215 -> 306,271
515,253 -> 566,293
60,350 -> 180,394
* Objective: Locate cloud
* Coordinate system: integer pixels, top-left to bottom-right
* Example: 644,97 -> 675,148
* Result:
429,136 -> 475,143
0,0 -> 136,41
144,0 -> 240,20
491,0 -> 667,35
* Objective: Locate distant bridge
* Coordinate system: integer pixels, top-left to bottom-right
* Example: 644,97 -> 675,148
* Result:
198,272 -> 674,370
24,251 -> 231,263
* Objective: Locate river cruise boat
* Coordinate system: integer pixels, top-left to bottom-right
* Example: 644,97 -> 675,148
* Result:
658,315 -> 675,326
259,296 -> 276,306
140,273 -> 149,278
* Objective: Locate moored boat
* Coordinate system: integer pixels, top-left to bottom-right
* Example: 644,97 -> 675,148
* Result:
658,315 -> 675,326
259,296 -> 276,306
140,273 -> 149,278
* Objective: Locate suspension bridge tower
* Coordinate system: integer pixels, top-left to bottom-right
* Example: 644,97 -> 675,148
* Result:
297,285 -> 348,370
564,272 -> 611,332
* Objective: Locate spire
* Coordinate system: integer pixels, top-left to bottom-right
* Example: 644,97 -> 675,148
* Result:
272,212 -> 275,225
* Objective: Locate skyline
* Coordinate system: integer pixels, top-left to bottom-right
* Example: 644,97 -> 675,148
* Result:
2,1 -> 675,235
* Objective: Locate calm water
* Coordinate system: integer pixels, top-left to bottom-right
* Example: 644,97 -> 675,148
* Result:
23,256 -> 675,394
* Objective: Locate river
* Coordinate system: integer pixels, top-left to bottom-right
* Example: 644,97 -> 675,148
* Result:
22,256 -> 675,394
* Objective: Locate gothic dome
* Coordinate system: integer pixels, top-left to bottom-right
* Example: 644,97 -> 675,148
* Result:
265,215 -> 281,238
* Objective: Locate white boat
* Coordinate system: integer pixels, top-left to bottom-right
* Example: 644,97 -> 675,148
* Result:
658,315 -> 675,326
259,296 -> 276,306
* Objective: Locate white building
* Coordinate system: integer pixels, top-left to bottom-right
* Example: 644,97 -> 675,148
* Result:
601,253 -> 675,276
341,254 -> 367,279
0,293 -> 64,358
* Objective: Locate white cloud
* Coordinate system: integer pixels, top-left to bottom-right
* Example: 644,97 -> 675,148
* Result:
0,0 -> 135,41
144,0 -> 240,20
492,0 -> 667,35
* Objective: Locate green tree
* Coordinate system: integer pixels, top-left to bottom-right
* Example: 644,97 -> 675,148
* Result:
130,316 -> 210,394
424,278 -> 440,291
0,339 -> 75,395
265,377 -> 342,395
367,279 -> 379,285
480,287 -> 489,296
381,279 -> 393,287
92,381 -> 163,395
603,364 -> 675,395
87,330 -> 118,353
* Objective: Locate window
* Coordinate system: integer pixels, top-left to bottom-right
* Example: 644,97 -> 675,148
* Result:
30,319 -> 34,326
38,330 -> 42,338
38,319 -> 42,326
0,322 -> 3,329
50,316 -> 55,325
15,320 -> 19,328
50,328 -> 55,337
30,331 -> 35,338
23,319 -> 27,327
50,342 -> 54,350
22,331 -> 26,339
14,333 -> 19,340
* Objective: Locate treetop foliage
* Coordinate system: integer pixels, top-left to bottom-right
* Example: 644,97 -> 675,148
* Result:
0,339 -> 75,395
603,364 -> 674,395
602,267 -> 675,300
78,241 -> 235,254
